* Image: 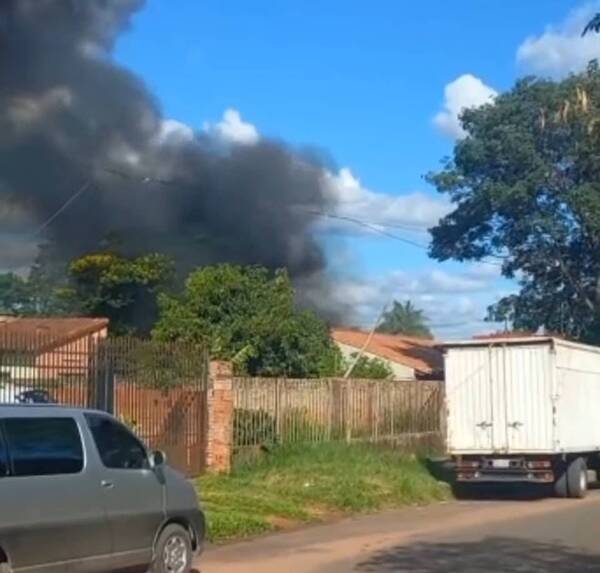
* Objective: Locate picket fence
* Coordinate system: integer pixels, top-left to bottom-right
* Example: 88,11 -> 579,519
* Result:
233,377 -> 444,452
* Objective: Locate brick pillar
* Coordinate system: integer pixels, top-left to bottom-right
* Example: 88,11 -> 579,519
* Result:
206,361 -> 234,473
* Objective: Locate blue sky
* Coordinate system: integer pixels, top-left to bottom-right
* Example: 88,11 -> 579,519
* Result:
115,0 -> 598,338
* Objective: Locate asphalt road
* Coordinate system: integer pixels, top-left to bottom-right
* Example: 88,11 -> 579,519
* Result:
198,491 -> 600,572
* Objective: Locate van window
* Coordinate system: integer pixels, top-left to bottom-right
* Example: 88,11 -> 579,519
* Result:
3,417 -> 84,477
85,414 -> 148,470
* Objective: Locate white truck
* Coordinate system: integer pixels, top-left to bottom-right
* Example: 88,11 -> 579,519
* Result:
443,336 -> 600,498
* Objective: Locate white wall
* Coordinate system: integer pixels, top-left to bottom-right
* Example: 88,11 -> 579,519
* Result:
335,342 -> 416,379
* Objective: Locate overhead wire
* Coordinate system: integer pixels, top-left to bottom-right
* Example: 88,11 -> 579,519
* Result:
17,166 -> 504,268
304,208 -> 504,267
32,180 -> 93,236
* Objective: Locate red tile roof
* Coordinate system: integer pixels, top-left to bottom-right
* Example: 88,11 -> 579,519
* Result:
0,317 -> 108,352
472,330 -> 565,341
472,331 -> 536,340
331,328 -> 443,375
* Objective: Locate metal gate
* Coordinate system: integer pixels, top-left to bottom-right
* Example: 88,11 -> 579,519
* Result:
0,333 -> 209,476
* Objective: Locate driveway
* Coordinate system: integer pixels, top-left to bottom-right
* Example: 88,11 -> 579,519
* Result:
198,492 -> 600,572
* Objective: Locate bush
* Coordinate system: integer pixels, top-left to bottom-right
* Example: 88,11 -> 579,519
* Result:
234,408 -> 276,447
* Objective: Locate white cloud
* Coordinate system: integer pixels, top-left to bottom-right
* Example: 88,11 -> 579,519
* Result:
433,74 -> 497,139
336,263 -> 511,340
323,168 -> 450,234
158,119 -> 195,144
203,108 -> 260,145
517,3 -> 600,78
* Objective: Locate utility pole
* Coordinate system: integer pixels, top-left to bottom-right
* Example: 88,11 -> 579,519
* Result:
343,301 -> 389,379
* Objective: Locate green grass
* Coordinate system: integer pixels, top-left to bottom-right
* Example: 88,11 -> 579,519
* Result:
197,442 -> 450,543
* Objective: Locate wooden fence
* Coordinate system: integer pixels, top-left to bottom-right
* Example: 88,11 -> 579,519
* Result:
233,377 -> 444,451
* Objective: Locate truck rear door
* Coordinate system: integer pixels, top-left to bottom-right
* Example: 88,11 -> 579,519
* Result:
502,344 -> 554,452
447,342 -> 554,454
446,346 -> 495,452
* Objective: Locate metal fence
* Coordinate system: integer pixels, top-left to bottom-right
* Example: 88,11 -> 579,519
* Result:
0,333 -> 209,476
233,377 -> 444,452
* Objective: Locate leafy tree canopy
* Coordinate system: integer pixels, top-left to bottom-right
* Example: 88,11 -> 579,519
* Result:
0,273 -> 34,315
153,264 -> 340,377
428,62 -> 600,342
68,252 -> 174,336
376,300 -> 432,338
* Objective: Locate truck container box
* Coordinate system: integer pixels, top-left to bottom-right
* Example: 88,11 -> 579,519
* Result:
443,337 -> 600,455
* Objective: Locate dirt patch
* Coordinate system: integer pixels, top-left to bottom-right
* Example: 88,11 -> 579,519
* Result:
307,504 -> 345,521
266,516 -> 302,530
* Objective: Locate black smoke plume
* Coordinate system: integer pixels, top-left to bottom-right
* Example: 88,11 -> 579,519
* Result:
0,0 -> 341,317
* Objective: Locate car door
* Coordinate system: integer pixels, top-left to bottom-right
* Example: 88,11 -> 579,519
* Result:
0,414 -> 111,573
84,413 -> 164,569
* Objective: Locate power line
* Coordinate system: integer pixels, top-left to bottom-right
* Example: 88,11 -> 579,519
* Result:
101,168 -> 434,245
306,209 -> 431,250
35,167 -> 503,268
306,209 -> 504,267
33,180 -> 93,236
102,167 -> 174,186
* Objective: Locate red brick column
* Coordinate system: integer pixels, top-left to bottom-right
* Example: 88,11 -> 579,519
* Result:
206,361 -> 234,473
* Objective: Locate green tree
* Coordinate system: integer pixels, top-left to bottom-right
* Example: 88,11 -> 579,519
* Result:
428,63 -> 600,342
26,242 -> 72,314
0,273 -> 34,315
153,264 -> 340,377
0,243 -> 75,316
376,300 -> 432,338
67,252 -> 174,335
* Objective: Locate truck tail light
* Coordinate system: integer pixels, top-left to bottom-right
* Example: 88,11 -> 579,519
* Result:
527,460 -> 551,469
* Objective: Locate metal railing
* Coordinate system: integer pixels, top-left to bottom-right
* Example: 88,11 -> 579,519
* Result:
0,333 -> 209,476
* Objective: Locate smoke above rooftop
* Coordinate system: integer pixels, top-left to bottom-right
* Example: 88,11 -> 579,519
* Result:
0,0 -> 342,317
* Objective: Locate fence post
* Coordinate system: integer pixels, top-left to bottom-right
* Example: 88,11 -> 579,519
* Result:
374,382 -> 379,443
327,379 -> 332,441
439,383 -> 448,453
206,361 -> 234,473
345,379 -> 352,444
275,378 -> 282,443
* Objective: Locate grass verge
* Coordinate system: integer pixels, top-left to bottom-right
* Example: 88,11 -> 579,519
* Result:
197,442 -> 449,543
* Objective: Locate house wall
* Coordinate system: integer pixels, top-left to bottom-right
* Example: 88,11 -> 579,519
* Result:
335,341 -> 416,379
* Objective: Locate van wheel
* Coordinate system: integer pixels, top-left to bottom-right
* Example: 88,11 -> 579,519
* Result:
567,458 -> 588,499
152,523 -> 193,573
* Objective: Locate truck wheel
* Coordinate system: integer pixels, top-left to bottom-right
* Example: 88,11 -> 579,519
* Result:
567,458 -> 588,499
151,523 -> 193,573
554,462 -> 568,498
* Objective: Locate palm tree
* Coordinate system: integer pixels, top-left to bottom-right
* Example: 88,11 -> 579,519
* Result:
376,300 -> 432,338
583,13 -> 600,36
